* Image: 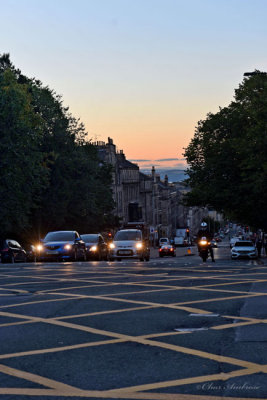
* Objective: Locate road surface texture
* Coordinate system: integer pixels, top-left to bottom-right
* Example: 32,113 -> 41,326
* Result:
0,243 -> 267,399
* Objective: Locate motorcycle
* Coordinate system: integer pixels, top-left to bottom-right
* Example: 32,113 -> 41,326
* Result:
198,236 -> 210,262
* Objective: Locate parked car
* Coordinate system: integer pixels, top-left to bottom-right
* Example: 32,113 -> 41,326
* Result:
0,239 -> 27,263
80,234 -> 108,260
159,244 -> 176,257
36,231 -> 86,261
109,229 -> 150,261
231,240 -> 257,259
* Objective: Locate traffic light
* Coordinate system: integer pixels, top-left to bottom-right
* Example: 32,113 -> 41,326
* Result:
186,228 -> 190,237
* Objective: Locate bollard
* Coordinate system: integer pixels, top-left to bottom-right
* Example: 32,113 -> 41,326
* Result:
187,247 -> 191,255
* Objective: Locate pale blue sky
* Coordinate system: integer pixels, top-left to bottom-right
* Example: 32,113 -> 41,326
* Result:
1,0 -> 267,167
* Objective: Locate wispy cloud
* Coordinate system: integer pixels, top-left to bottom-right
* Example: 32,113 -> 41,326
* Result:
140,163 -> 161,168
129,157 -> 187,170
155,157 -> 185,162
173,162 -> 188,168
155,158 -> 176,162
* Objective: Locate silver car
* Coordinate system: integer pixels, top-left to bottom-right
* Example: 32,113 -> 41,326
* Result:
109,229 -> 150,261
231,240 -> 257,259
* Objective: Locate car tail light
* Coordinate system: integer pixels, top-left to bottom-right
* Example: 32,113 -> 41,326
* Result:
2,248 -> 9,252
170,248 -> 174,251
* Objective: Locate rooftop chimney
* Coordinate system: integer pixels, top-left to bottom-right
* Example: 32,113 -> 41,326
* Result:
164,174 -> 168,186
151,166 -> 156,182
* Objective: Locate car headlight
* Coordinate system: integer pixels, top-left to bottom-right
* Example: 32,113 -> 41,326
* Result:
64,244 -> 72,250
136,242 -> 143,249
109,243 -> 115,249
199,240 -> 208,245
36,244 -> 43,252
90,245 -> 98,252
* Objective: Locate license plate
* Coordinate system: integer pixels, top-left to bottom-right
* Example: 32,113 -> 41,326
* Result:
118,250 -> 131,255
46,251 -> 59,255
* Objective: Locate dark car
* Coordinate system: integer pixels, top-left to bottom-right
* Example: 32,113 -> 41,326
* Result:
0,239 -> 27,263
80,234 -> 108,260
37,231 -> 86,261
159,244 -> 176,257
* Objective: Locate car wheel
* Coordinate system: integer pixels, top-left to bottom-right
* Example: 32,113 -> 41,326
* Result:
145,256 -> 150,261
139,257 -> 144,261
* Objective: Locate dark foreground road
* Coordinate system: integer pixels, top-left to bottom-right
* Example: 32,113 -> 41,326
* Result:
0,245 -> 267,400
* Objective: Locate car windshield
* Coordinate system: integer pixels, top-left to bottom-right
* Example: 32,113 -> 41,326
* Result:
114,231 -> 142,241
234,241 -> 253,247
160,239 -> 168,243
80,234 -> 98,243
44,232 -> 75,242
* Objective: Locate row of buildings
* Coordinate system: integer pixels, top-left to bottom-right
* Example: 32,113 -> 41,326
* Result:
95,138 -> 220,242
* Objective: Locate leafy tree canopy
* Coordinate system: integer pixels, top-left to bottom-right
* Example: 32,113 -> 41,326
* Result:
0,54 -> 114,242
184,71 -> 267,230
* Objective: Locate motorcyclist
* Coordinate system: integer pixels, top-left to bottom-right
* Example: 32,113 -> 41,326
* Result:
197,222 -> 215,262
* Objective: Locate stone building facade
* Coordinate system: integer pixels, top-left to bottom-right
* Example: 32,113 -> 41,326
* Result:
94,137 -> 207,241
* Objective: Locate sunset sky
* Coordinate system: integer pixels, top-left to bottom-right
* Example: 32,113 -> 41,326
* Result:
1,0 -> 267,169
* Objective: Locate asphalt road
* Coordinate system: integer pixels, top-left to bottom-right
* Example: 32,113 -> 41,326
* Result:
0,243 -> 267,400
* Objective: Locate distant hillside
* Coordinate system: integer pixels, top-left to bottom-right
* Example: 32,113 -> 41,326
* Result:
141,169 -> 187,183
